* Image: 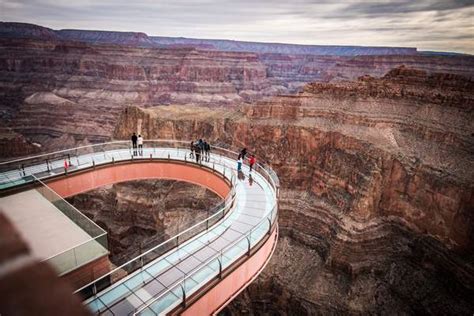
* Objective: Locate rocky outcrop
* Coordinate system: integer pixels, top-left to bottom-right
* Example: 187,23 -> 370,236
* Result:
113,67 -> 474,314
0,127 -> 41,159
67,180 -> 221,265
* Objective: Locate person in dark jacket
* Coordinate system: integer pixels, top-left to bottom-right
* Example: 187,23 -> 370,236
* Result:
195,143 -> 201,163
131,133 -> 138,156
240,148 -> 248,160
204,141 -> 210,161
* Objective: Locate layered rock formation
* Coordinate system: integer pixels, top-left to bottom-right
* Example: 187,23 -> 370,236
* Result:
1,22 -> 474,156
67,180 -> 221,266
113,67 -> 474,314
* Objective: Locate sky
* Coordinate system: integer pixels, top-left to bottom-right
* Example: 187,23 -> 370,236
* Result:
1,0 -> 473,54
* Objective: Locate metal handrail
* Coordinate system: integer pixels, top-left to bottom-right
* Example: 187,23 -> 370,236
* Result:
75,189 -> 237,295
33,175 -> 107,238
0,140 -> 127,165
74,158 -> 237,295
133,192 -> 278,315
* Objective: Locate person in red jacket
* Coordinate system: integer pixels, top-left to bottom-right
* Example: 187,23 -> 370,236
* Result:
249,154 -> 256,173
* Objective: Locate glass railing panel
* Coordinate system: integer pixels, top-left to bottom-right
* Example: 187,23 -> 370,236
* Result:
146,286 -> 181,315
36,182 -> 105,238
250,219 -> 270,248
221,238 -> 248,269
123,270 -> 154,291
186,257 -> 220,291
73,235 -> 109,268
178,221 -> 207,244
47,247 -> 78,273
163,248 -> 190,265
145,259 -> 171,277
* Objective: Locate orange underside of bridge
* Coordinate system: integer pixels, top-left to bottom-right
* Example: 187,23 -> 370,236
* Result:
182,227 -> 278,316
46,161 -> 231,199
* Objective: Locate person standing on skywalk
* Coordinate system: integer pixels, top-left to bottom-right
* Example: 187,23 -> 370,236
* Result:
131,133 -> 138,156
137,134 -> 144,156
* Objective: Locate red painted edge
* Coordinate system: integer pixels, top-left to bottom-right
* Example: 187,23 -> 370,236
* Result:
181,226 -> 278,316
46,161 -> 231,199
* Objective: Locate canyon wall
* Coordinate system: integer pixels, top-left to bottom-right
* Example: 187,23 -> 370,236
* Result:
1,23 -> 474,157
67,180 -> 221,266
113,67 -> 474,314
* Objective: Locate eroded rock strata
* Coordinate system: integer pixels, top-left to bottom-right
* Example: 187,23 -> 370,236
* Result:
1,22 -> 474,155
66,180 -> 221,266
112,68 -> 474,314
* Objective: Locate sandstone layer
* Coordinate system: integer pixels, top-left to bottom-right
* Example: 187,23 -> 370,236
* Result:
112,67 -> 474,314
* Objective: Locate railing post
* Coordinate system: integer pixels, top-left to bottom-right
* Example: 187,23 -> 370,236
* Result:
246,236 -> 251,256
180,283 -> 186,307
112,157 -> 115,164
68,154 -> 71,166
92,160 -> 96,169
218,256 -> 223,279
21,164 -> 26,176
46,159 -> 50,172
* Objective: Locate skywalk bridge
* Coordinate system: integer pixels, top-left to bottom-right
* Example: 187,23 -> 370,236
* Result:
0,140 -> 279,315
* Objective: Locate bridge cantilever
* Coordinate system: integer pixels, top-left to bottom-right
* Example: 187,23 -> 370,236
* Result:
0,140 -> 279,315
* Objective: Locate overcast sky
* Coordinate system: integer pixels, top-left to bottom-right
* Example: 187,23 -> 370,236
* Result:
1,0 -> 473,54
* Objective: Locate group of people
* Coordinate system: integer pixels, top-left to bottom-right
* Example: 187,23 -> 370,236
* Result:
190,139 -> 211,163
237,147 -> 256,173
130,134 -> 256,177
131,133 -> 144,156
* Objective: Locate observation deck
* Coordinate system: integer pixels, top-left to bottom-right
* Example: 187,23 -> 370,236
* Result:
0,140 -> 279,315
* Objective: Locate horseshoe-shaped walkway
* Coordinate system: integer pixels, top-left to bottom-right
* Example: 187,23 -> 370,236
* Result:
0,141 -> 279,315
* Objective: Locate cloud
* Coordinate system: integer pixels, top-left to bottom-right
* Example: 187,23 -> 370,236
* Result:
0,0 -> 473,54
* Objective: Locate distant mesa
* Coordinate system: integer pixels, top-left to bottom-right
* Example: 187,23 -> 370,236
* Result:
0,21 -> 419,56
